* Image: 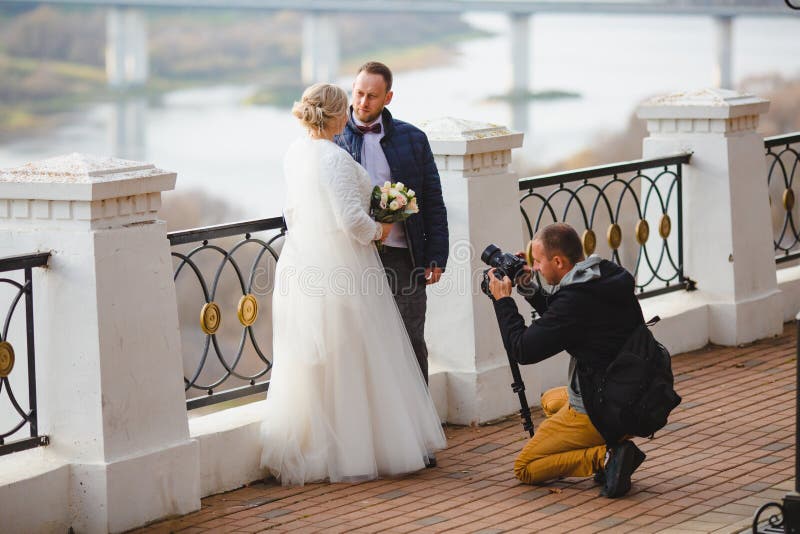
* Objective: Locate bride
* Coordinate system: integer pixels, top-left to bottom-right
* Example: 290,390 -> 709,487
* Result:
260,83 -> 446,485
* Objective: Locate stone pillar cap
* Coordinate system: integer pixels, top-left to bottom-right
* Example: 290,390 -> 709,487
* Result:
419,117 -> 523,155
637,88 -> 769,120
0,153 -> 176,201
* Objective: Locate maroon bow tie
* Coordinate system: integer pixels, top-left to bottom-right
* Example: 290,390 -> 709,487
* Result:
357,123 -> 382,134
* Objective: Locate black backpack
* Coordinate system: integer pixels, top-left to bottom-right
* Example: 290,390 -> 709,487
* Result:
596,317 -> 681,440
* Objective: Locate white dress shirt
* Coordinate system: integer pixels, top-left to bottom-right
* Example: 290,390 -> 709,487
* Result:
354,115 -> 407,249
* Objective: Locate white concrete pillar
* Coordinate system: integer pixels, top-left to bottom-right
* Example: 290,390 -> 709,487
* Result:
106,7 -> 149,88
713,15 -> 734,89
637,89 -> 781,346
420,118 -> 562,426
0,154 -> 199,533
509,12 -> 531,97
301,12 -> 340,85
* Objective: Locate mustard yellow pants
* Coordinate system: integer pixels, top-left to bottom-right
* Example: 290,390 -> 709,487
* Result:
513,386 -> 607,484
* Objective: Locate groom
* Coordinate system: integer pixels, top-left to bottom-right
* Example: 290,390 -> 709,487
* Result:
336,61 -> 449,386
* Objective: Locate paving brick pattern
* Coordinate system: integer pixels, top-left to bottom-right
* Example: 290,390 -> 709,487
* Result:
133,325 -> 798,533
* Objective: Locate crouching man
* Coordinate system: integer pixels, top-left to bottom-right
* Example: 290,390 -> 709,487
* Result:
489,222 -> 646,498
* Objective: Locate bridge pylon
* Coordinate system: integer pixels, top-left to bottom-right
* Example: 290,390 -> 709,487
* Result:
105,7 -> 149,89
302,12 -> 340,85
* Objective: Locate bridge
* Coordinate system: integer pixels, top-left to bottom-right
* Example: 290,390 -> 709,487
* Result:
1,0 -> 798,92
1,0 -> 793,15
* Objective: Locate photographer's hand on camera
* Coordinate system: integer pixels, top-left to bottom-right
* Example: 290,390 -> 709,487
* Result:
488,268 -> 513,301
513,250 -> 541,300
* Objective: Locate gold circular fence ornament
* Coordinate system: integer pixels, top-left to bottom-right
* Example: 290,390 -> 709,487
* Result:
525,240 -> 534,268
200,302 -> 221,335
237,294 -> 259,327
607,223 -> 622,250
635,219 -> 650,246
0,341 -> 15,378
659,214 -> 672,239
784,188 -> 795,211
582,229 -> 597,256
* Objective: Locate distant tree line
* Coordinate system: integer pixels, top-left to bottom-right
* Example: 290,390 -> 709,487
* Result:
0,6 -> 475,82
519,73 -> 800,177
0,6 -> 476,135
1,6 -> 105,65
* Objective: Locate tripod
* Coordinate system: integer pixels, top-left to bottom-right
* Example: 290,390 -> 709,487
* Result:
507,354 -> 534,437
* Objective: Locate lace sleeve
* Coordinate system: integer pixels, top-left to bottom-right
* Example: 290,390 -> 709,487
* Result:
322,150 -> 382,246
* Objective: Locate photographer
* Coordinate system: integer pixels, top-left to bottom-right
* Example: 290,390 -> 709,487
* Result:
488,223 -> 646,498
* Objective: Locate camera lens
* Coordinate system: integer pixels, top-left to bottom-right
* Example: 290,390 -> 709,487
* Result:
481,244 -> 501,266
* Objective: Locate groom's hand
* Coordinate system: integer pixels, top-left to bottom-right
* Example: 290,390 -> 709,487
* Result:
425,267 -> 443,285
488,268 -> 513,300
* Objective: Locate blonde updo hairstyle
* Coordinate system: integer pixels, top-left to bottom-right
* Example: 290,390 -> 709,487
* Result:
292,83 -> 348,134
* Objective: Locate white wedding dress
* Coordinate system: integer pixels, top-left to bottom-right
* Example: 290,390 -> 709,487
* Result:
259,137 -> 446,486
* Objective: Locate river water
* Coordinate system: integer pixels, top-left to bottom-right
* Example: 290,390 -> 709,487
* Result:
1,13 -> 799,223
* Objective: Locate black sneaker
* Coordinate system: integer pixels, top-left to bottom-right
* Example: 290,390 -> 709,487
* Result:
593,468 -> 605,485
425,453 -> 437,468
600,441 -> 646,498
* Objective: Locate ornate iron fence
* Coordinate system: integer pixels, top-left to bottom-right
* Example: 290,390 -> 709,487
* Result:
519,153 -> 694,298
0,252 -> 50,456
168,217 -> 286,410
750,318 -> 800,533
766,132 -> 800,264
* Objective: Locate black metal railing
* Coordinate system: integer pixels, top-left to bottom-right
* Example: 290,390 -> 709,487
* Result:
0,252 -> 50,456
519,153 -> 694,298
766,132 -> 800,264
168,217 -> 286,410
750,319 -> 800,533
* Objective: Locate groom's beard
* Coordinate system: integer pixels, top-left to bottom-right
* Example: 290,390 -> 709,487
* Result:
353,106 -> 383,125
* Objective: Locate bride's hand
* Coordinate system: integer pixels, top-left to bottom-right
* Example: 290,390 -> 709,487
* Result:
379,222 -> 393,241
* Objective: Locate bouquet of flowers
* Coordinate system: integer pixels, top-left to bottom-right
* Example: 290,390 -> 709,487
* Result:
371,181 -> 419,223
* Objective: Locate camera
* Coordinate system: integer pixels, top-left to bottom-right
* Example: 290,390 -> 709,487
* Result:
480,244 -> 529,297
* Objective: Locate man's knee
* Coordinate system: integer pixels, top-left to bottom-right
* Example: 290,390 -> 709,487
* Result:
540,386 -> 568,417
513,458 -> 546,485
513,446 -> 548,485
513,458 -> 530,483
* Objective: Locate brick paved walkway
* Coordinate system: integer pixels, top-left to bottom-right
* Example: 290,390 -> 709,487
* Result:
136,325 -> 797,533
